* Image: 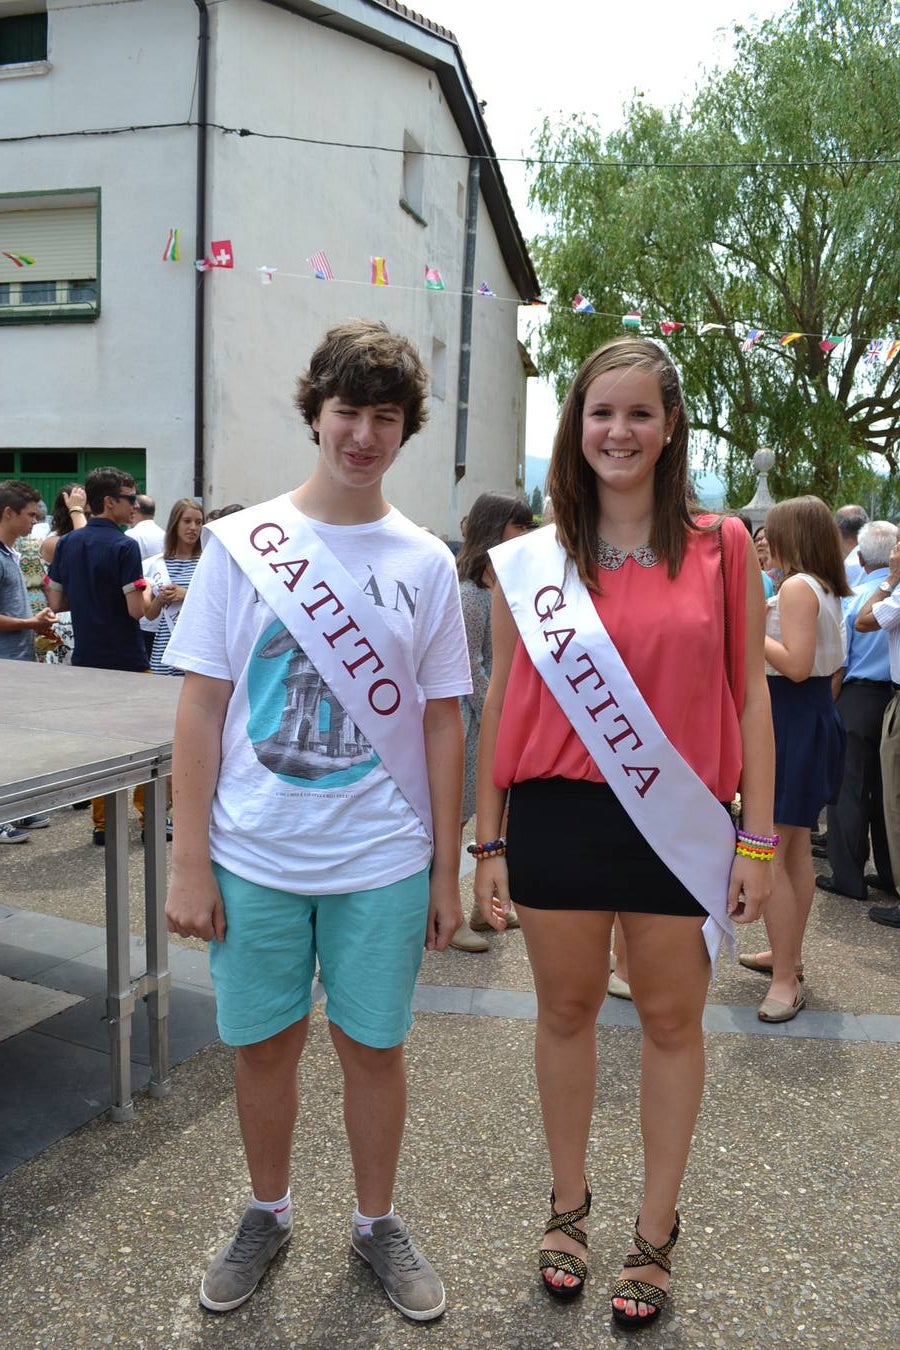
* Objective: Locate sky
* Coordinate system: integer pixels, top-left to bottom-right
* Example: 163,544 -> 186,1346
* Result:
428,0 -> 793,465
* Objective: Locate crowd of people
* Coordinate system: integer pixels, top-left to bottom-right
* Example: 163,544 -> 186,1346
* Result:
0,473 -> 236,845
0,320 -> 896,1332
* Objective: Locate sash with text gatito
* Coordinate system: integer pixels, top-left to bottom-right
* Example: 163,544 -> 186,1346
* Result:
209,496 -> 433,839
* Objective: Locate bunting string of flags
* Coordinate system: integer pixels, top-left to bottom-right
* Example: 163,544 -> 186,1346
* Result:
1,251 -> 36,267
308,249 -> 334,280
148,229 -> 898,360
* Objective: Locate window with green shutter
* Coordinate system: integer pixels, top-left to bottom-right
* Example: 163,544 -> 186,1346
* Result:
0,13 -> 48,65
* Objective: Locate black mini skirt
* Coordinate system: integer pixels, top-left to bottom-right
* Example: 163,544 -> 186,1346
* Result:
506,777 -> 707,916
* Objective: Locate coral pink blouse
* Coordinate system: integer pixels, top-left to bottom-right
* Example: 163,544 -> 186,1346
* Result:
494,516 -> 748,801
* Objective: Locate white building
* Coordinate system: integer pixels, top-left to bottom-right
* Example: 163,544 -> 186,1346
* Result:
0,0 -> 538,535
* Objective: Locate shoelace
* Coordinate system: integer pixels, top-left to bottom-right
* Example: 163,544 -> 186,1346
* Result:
381,1228 -> 422,1274
225,1220 -> 279,1267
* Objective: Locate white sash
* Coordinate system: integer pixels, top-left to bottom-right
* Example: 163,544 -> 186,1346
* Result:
490,526 -> 735,964
209,497 -> 433,839
144,554 -> 180,636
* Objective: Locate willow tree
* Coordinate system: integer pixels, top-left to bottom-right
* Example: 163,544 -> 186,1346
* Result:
529,0 -> 900,506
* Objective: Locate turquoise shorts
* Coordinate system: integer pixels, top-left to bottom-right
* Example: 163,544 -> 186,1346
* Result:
209,863 -> 430,1049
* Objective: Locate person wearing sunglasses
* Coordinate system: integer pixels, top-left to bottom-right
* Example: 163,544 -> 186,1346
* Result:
47,466 -> 151,844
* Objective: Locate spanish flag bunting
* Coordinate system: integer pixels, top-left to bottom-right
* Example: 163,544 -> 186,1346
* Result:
780,333 -> 802,346
371,256 -> 389,286
162,229 -> 180,262
886,339 -> 900,363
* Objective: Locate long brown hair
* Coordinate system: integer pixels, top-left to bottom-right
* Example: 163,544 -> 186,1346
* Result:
545,338 -> 696,590
765,496 -> 851,597
50,484 -> 84,536
163,498 -> 204,558
456,493 -> 535,587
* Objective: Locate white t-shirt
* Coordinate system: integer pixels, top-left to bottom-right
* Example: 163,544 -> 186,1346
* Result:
127,519 -> 166,561
164,505 -> 472,893
871,589 -> 900,682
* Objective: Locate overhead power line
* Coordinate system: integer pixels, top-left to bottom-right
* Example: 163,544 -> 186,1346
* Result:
1,119 -> 899,171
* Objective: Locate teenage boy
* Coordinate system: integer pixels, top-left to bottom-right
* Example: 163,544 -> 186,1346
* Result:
0,479 -> 57,662
0,480 -> 58,844
164,320 -> 469,1321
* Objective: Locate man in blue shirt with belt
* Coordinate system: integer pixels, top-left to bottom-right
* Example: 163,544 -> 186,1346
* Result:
818,520 -> 899,901
48,466 -> 150,844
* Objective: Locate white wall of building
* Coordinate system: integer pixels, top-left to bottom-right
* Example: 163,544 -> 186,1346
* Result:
203,0 -> 527,535
0,0 -> 199,505
0,0 -> 532,533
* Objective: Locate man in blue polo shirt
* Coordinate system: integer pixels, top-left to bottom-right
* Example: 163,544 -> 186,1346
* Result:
48,466 -> 150,844
818,520 -> 899,900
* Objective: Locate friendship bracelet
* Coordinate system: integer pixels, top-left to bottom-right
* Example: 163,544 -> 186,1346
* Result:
466,837 -> 507,860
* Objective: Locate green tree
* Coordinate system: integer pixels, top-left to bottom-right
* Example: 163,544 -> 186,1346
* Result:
529,0 -> 900,506
530,485 -> 544,517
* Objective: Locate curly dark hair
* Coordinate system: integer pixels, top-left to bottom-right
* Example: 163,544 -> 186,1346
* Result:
294,319 -> 428,447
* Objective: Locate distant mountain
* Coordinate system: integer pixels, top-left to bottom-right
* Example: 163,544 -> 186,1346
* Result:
693,471 -> 727,509
526,454 -> 551,496
527,458 -> 727,510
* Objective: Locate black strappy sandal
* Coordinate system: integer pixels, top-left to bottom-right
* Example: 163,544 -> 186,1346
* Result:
610,1211 -> 680,1328
539,1181 -> 592,1301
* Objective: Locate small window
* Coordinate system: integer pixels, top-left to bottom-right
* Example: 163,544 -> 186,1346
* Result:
21,279 -> 56,304
68,279 -> 97,304
0,13 -> 48,65
431,339 -> 447,401
0,282 -> 10,306
20,450 -> 79,474
401,132 -> 425,224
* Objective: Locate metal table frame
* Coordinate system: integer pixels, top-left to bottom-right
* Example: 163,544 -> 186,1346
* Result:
1,664 -> 181,1121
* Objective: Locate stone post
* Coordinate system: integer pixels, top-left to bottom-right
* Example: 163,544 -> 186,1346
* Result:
741,449 -> 777,532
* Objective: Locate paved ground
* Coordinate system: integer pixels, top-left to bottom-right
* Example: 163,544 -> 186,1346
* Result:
1,808 -> 898,1348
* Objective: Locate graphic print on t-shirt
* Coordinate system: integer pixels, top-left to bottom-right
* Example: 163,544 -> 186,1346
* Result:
246,620 -> 380,789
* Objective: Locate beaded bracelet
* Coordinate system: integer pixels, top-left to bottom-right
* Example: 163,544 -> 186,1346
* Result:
736,829 -> 780,849
466,837 -> 506,860
735,843 -> 776,862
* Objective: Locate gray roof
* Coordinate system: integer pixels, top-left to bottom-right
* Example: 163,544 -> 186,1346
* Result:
261,0 -> 539,301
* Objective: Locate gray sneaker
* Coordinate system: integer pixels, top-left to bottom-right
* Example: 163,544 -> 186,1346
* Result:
199,1208 -> 292,1312
351,1215 -> 446,1321
0,823 -> 29,844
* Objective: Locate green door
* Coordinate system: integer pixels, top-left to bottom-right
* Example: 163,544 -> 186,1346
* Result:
0,449 -> 146,510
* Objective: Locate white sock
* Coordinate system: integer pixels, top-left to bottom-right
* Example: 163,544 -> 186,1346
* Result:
251,1189 -> 293,1229
353,1204 -> 394,1236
